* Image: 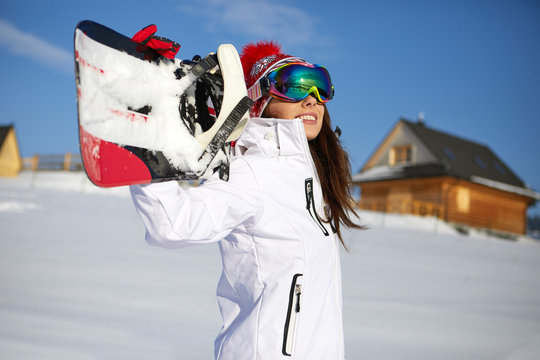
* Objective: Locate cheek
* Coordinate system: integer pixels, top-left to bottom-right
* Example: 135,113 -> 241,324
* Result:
266,108 -> 282,119
265,102 -> 293,119
264,99 -> 299,119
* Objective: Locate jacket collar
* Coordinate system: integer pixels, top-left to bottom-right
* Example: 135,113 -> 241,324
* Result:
232,117 -> 309,158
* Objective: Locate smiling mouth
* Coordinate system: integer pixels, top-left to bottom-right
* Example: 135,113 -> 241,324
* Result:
296,115 -> 317,123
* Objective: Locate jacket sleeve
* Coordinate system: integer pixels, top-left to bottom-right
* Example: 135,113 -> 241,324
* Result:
129,159 -> 263,248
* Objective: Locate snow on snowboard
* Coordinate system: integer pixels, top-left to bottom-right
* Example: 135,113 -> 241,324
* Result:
74,20 -> 252,187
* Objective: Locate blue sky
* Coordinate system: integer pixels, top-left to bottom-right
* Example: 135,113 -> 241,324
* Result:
1,0 -> 539,215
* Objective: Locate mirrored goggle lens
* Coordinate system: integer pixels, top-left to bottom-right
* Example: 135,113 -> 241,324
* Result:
269,63 -> 334,103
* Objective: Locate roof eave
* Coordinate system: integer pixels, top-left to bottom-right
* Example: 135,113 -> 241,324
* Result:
470,176 -> 540,201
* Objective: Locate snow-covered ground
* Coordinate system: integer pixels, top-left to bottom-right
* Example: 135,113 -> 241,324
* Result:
1,171 -> 540,360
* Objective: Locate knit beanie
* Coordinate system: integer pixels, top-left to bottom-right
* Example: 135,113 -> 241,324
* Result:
240,41 -> 309,118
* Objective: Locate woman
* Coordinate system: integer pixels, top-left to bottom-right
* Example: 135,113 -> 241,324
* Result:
130,41 -> 363,359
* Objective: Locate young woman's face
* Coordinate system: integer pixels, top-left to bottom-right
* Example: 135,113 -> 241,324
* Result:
264,95 -> 325,140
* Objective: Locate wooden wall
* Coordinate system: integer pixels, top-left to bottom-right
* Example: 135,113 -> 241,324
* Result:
356,176 -> 533,235
442,177 -> 530,235
0,128 -> 22,177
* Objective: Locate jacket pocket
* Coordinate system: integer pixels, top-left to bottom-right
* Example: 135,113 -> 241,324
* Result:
282,274 -> 303,356
304,178 -> 329,236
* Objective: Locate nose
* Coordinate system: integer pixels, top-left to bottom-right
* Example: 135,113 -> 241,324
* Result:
301,95 -> 318,107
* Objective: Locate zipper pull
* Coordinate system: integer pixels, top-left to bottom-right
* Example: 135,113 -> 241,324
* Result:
305,178 -> 313,210
304,177 -> 330,236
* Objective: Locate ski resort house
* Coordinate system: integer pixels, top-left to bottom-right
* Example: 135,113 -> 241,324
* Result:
353,118 -> 540,235
0,124 -> 22,177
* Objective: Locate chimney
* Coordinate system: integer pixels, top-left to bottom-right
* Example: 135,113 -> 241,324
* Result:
417,112 -> 425,126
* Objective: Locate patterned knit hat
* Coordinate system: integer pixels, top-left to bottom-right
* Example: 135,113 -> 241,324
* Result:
240,41 -> 308,118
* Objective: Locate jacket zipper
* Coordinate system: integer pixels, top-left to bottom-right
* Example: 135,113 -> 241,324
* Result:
304,178 -> 329,236
282,274 -> 303,356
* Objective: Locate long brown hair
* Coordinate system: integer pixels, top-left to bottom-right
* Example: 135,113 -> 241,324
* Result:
309,107 -> 366,248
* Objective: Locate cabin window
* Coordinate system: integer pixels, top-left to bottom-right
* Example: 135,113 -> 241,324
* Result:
443,146 -> 456,161
474,156 -> 487,170
456,187 -> 470,213
493,161 -> 506,175
389,145 -> 412,166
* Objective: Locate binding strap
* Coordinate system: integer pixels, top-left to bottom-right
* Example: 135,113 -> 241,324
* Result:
192,54 -> 219,77
198,96 -> 253,162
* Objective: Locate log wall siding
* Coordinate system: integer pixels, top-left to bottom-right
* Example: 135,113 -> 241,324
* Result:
357,176 -> 532,235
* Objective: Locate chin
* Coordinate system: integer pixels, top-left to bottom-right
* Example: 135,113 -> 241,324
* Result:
306,133 -> 317,141
304,126 -> 322,141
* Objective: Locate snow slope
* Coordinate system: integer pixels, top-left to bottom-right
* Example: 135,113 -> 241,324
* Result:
1,171 -> 540,359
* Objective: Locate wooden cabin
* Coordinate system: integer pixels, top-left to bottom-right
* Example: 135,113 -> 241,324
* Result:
0,125 -> 22,177
353,118 -> 539,235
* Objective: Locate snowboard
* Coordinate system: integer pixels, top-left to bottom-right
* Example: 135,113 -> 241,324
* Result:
74,20 -> 251,187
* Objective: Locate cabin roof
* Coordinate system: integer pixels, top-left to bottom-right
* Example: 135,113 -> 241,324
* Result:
354,118 -> 536,197
0,125 -> 13,148
401,119 -> 525,187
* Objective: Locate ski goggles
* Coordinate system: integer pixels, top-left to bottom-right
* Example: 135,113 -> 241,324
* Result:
265,62 -> 334,104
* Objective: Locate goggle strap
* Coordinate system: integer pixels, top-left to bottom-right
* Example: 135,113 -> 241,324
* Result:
247,77 -> 271,102
247,82 -> 263,102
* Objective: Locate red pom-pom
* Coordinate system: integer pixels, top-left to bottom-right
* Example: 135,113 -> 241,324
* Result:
240,41 -> 283,79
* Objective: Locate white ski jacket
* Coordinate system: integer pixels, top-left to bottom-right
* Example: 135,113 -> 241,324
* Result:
130,117 -> 345,359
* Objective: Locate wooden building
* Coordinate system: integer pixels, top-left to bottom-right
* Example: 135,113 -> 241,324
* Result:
353,118 -> 539,235
0,125 -> 22,177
